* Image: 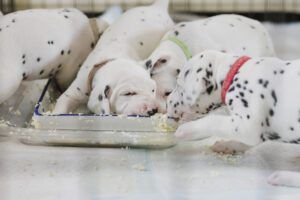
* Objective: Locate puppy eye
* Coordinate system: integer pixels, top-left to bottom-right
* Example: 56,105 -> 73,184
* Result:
164,91 -> 172,96
160,59 -> 167,63
124,92 -> 137,96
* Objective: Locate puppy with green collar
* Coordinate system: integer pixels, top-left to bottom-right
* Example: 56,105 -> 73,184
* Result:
143,14 -> 275,112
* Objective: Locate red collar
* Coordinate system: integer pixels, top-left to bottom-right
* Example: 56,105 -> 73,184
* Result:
221,56 -> 251,104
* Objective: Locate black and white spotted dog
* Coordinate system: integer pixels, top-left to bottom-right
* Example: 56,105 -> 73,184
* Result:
0,7 -> 121,104
53,0 -> 174,116
142,14 -> 275,112
167,50 -> 300,187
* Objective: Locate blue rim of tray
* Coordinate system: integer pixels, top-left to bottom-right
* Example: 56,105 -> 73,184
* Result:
34,79 -> 174,120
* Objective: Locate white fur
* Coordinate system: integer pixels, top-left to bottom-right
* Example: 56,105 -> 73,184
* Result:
167,50 -> 300,187
53,0 -> 174,115
87,59 -> 158,115
0,8 -> 114,104
143,14 -> 275,112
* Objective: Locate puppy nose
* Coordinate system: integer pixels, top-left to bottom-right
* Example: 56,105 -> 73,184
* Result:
147,108 -> 158,116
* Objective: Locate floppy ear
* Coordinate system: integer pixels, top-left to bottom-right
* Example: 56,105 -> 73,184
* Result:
144,55 -> 170,73
87,84 -> 112,115
181,69 -> 213,106
88,59 -> 114,91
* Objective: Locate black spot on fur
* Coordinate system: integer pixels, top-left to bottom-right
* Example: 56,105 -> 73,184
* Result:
61,50 -> 64,55
176,69 -> 180,75
98,94 -> 103,101
271,90 -> 277,106
260,94 -> 265,99
197,68 -> 202,73
91,42 -> 95,48
269,109 -> 274,116
206,85 -> 214,95
67,50 -> 71,55
37,57 -> 41,62
290,127 -> 294,131
268,132 -> 280,140
22,73 -> 27,80
228,86 -> 235,93
76,87 -> 81,91
241,99 -> 248,107
184,69 -> 190,78
265,117 -> 270,127
145,60 -> 152,69
174,31 -> 179,36
39,70 -> 44,75
104,85 -> 110,98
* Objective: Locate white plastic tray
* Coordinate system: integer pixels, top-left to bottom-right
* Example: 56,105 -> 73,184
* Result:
26,80 -> 178,148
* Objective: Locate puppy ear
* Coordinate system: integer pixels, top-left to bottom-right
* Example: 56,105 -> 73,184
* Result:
88,59 -> 114,91
88,85 -> 112,115
144,55 -> 170,72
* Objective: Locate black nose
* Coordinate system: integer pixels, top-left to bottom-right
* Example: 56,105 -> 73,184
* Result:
147,108 -> 158,116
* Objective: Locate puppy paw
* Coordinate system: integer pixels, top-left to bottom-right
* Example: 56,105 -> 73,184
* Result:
268,171 -> 300,187
175,121 -> 208,140
211,140 -> 250,155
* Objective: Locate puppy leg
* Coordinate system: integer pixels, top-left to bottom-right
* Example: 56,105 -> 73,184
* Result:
0,67 -> 22,104
52,78 -> 89,114
175,114 -> 233,140
245,141 -> 300,187
268,171 -> 300,188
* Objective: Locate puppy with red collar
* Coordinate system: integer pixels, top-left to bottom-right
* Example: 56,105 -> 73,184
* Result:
143,14 -> 275,112
167,50 -> 300,187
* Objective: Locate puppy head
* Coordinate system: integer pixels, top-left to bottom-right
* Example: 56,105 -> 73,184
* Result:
143,42 -> 187,112
167,50 -> 225,122
88,59 -> 159,116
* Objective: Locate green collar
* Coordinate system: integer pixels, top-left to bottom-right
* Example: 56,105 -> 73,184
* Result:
164,36 -> 193,60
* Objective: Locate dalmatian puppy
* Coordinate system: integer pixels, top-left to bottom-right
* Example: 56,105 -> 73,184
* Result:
0,7 -> 122,104
167,50 -> 300,187
53,0 -> 174,116
143,14 -> 275,112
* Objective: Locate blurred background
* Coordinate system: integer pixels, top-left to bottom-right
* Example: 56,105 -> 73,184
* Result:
1,0 -> 300,22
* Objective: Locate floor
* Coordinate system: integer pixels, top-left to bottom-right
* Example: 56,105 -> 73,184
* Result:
0,22 -> 300,200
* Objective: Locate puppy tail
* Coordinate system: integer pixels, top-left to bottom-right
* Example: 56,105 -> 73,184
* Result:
152,0 -> 169,10
99,6 -> 123,25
